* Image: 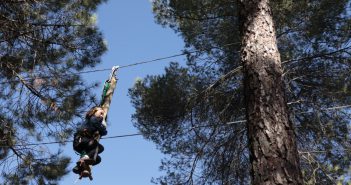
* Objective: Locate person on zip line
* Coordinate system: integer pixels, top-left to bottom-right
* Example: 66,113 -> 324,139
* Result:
72,106 -> 107,178
71,66 -> 119,180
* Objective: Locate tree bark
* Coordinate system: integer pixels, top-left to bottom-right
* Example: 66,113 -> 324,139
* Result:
239,0 -> 303,184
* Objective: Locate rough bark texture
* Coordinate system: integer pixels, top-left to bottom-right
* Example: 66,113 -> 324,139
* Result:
239,0 -> 303,184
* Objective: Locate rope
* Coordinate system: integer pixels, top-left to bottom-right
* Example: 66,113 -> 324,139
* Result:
0,122 -> 238,148
0,133 -> 142,147
0,42 -> 241,85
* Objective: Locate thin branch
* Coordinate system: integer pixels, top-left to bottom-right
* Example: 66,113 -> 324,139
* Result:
186,155 -> 199,185
176,14 -> 234,21
9,146 -> 25,161
298,149 -> 351,154
282,45 -> 351,65
188,66 -> 242,107
297,104 -> 351,114
5,63 -> 60,112
205,66 -> 242,92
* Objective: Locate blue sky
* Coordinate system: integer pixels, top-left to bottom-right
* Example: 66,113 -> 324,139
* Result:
60,1 -> 185,184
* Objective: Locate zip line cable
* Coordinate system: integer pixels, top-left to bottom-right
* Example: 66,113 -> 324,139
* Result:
1,42 -> 348,85
2,104 -> 349,147
0,42 -> 241,85
0,42 -> 240,148
3,121 -> 351,155
0,122 -> 244,148
0,42 -> 350,147
0,133 -> 143,147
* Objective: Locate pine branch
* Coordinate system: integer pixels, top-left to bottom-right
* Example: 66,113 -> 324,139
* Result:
282,45 -> 351,65
188,66 -> 242,107
5,63 -> 60,112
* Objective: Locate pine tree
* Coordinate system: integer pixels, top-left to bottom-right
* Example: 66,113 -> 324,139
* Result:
239,0 -> 302,184
0,0 -> 107,184
129,0 -> 351,184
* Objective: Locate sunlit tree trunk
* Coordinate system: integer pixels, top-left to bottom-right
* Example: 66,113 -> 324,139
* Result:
239,0 -> 303,184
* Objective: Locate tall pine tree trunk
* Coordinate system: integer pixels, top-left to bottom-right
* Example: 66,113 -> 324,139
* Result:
239,0 -> 303,184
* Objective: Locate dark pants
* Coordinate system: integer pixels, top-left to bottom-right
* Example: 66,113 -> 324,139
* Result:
73,133 -> 104,165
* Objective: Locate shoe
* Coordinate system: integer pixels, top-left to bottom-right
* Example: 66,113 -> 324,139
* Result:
78,163 -> 93,180
81,170 -> 91,177
80,165 -> 92,178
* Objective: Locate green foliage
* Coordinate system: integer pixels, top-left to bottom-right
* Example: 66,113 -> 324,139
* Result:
0,0 -> 106,184
2,155 -> 70,185
130,63 -> 194,151
130,0 -> 351,184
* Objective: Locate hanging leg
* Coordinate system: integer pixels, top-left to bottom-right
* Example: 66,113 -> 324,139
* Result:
78,162 -> 93,180
92,135 -> 101,163
75,135 -> 101,180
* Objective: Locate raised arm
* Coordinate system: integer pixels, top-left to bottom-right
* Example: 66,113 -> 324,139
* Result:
100,66 -> 119,127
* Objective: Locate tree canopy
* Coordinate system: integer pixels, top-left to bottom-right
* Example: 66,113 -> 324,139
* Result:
0,0 -> 106,184
129,0 -> 351,184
